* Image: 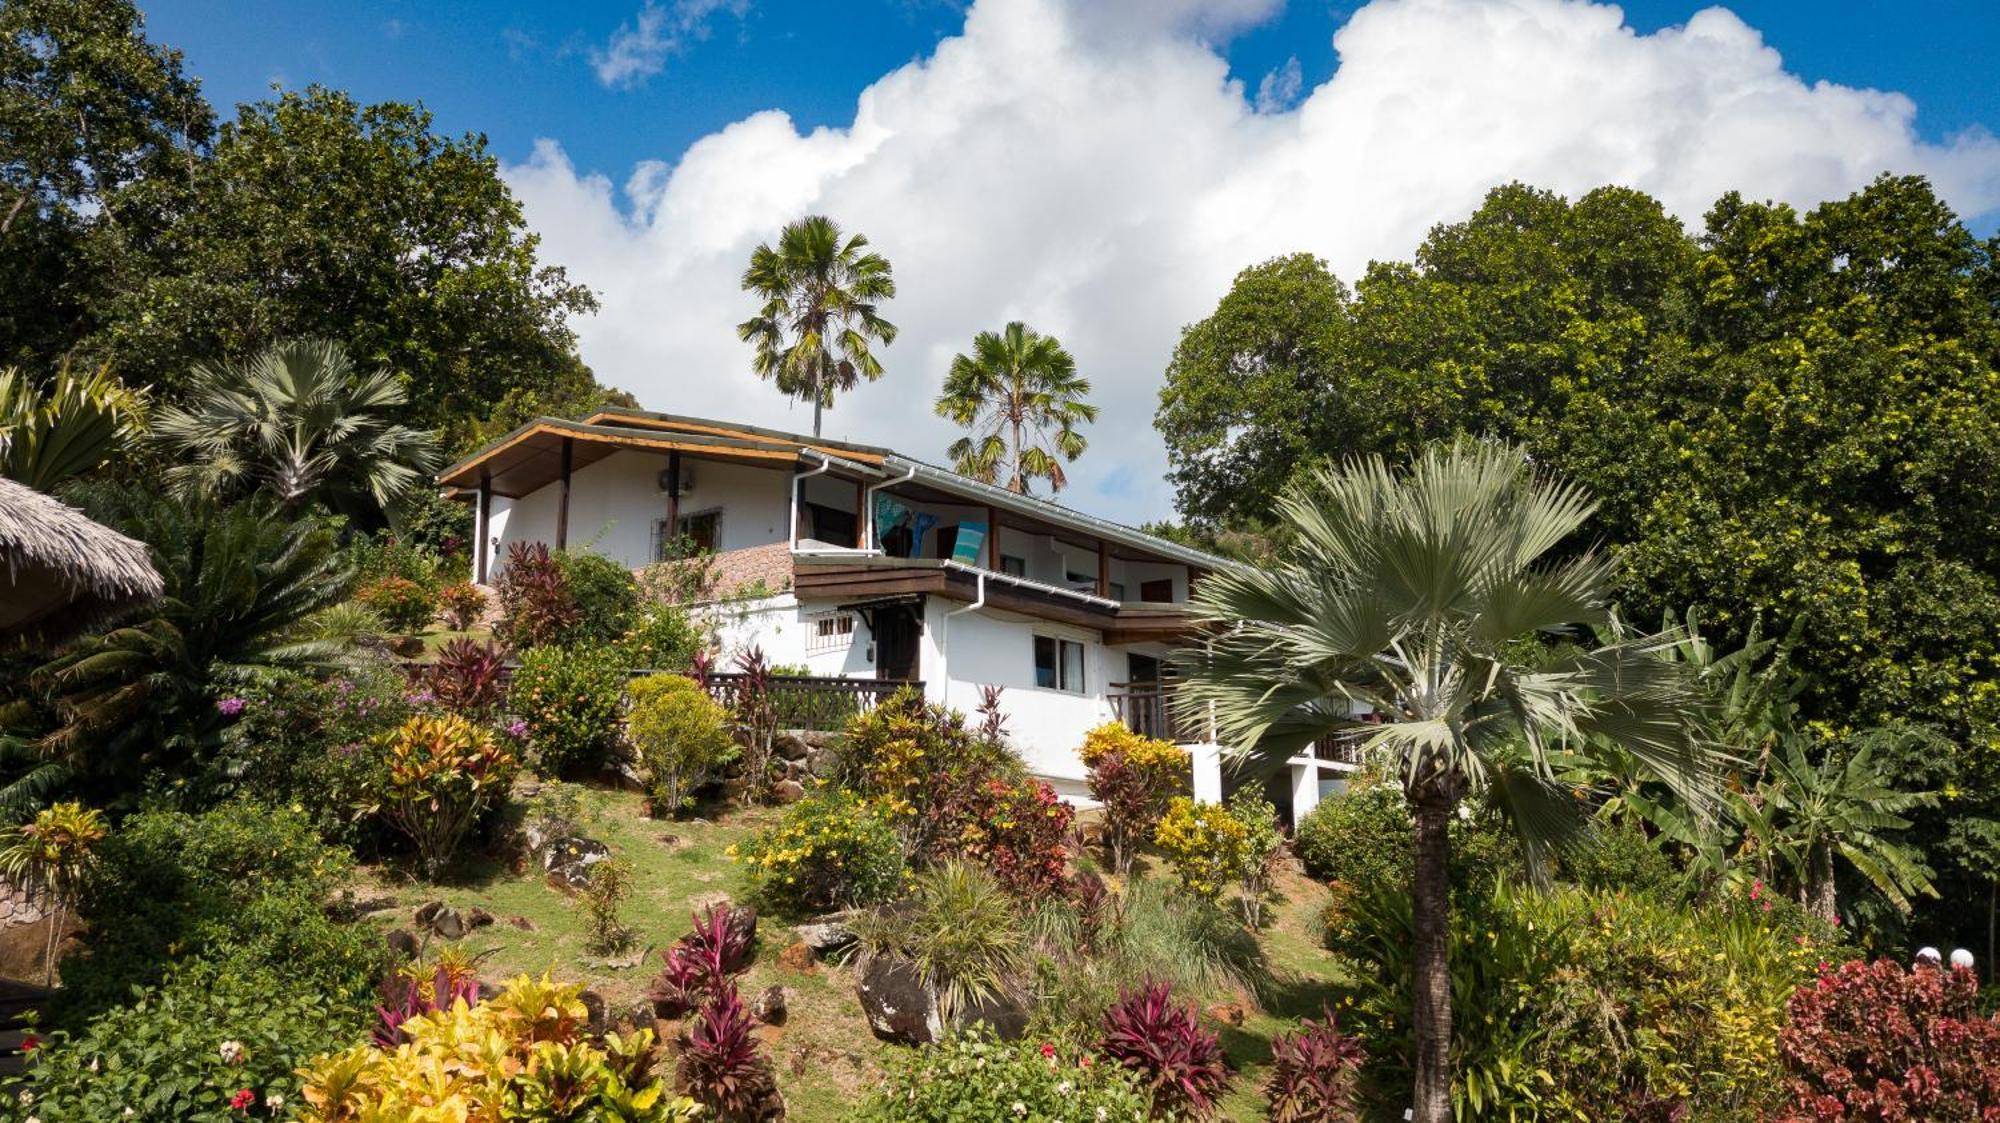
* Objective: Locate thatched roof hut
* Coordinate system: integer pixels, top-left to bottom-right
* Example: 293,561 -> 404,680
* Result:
0,477 -> 163,644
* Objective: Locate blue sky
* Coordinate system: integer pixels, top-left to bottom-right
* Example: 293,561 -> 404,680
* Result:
141,1 -> 2000,199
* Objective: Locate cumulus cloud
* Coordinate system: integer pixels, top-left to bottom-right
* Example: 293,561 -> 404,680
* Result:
591,0 -> 750,89
509,0 -> 2000,521
1256,55 -> 1304,113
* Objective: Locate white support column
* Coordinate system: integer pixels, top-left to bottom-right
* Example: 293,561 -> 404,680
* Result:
1191,741 -> 1223,804
1290,760 -> 1322,822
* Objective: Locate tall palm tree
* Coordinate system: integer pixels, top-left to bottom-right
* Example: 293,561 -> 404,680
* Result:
934,322 -> 1097,495
152,338 -> 439,526
0,363 -> 147,490
1174,442 -> 1723,1123
737,215 -> 898,437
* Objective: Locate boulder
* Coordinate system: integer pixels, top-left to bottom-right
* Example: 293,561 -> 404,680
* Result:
777,942 -> 817,974
793,917 -> 857,955
385,928 -> 422,960
775,732 -> 813,762
1206,1001 -> 1247,1027
466,906 -> 496,929
580,989 -> 609,1037
771,779 -> 807,805
509,915 -> 537,931
544,836 -> 612,891
753,985 -> 788,1025
624,1000 -> 659,1034
855,949 -> 943,1045
414,901 -> 466,940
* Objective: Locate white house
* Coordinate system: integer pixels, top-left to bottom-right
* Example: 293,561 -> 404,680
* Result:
440,408 -> 1354,820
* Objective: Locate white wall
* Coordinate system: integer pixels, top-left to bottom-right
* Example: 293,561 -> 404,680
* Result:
488,451 -> 794,570
923,599 -> 1115,786
707,592 -> 877,678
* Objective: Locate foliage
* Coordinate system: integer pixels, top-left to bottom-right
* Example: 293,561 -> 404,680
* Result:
626,673 -> 736,816
0,362 -> 147,489
437,580 -> 487,630
7,964 -> 371,1123
1265,1008 -> 1368,1123
728,647 -> 782,802
153,338 -> 440,526
351,532 -> 443,592
1327,876 -> 1830,1120
615,604 -> 704,672
428,637 -> 510,718
1776,960 -> 2000,1121
11,490 -> 353,812
956,775 -> 1075,898
676,984 -> 779,1122
354,574 -> 436,633
854,860 -> 1027,1021
831,687 -> 1023,863
509,643 -> 624,777
1292,776 -> 1521,903
1228,789 -> 1285,927
296,974 -> 700,1122
557,548 -> 641,646
207,668 -> 410,841
935,320 -> 1097,495
738,213 -> 897,435
854,1026 -> 1153,1123
374,962 -> 482,1048
729,788 -> 905,914
645,904 -> 755,1017
0,801 -> 105,984
1154,797 -> 1249,904
1107,878 -> 1272,1006
365,712 -> 518,879
1081,722 -> 1189,876
1099,980 -> 1233,1118
583,857 -> 635,955
494,540 -> 580,649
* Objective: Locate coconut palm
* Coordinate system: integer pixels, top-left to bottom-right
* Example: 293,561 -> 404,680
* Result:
934,322 -> 1097,495
737,215 -> 897,437
0,363 -> 147,491
152,338 -> 439,526
1173,441 -> 1724,1123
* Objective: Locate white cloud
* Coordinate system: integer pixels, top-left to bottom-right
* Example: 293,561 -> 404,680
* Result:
511,0 -> 2000,522
1256,55 -> 1304,113
591,0 -> 750,89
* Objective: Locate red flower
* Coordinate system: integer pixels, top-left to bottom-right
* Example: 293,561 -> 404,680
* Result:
1040,1042 -> 1056,1059
19,1034 -> 36,1052
230,1088 -> 256,1112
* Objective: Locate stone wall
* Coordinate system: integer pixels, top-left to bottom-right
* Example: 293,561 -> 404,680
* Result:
0,880 -> 45,930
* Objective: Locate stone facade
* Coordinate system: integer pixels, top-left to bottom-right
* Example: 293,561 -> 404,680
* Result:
0,880 -> 44,930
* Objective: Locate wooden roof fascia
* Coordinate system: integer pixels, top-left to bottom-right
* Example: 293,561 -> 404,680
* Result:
581,408 -> 888,464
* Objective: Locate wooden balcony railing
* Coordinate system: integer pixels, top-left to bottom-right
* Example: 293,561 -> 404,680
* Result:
1107,680 -> 1214,745
698,673 -> 920,733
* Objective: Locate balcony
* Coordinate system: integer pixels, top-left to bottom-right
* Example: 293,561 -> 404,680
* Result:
698,672 -> 919,733
1107,680 -> 1214,745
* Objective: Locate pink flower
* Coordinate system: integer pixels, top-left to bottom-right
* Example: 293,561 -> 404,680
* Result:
1039,1042 -> 1056,1059
216,697 -> 247,717
229,1088 -> 255,1112
1750,879 -> 1762,901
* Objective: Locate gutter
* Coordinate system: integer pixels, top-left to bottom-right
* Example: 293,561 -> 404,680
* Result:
789,452 -> 835,550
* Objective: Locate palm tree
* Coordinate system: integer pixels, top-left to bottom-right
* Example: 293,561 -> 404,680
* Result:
0,363 -> 147,490
151,338 -> 439,526
934,322 -> 1097,495
1174,442 -> 1723,1123
737,215 -> 897,437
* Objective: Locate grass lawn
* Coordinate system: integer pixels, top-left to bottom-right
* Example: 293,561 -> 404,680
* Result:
350,784 -> 1344,1121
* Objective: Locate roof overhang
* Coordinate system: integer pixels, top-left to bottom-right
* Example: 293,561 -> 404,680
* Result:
438,418 -> 876,499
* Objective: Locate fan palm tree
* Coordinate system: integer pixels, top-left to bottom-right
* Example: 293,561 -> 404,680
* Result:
0,363 -> 147,490
737,215 -> 897,437
934,322 -> 1097,495
151,338 -> 439,527
1174,442 -> 1723,1123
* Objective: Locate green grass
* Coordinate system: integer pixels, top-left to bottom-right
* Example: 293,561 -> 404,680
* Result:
349,784 -> 1348,1121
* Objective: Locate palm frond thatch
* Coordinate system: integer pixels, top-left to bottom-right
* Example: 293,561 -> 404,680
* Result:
0,477 -> 163,643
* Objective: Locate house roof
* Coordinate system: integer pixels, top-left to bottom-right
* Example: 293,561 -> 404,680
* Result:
0,477 -> 164,643
441,409 -> 1236,572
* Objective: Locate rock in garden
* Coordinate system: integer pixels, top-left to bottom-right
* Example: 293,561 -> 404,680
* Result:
855,949 -> 944,1045
771,779 -> 807,805
543,836 -> 612,891
580,989 -> 609,1036
385,928 -> 421,960
775,732 -> 812,761
777,942 -> 817,974
414,901 -> 466,940
466,906 -> 495,929
793,916 -> 857,955
1206,1001 -> 1247,1027
509,915 -> 536,931
624,1000 -> 658,1033
753,985 -> 788,1025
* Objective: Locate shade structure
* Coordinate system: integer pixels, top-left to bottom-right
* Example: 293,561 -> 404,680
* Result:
0,477 -> 163,644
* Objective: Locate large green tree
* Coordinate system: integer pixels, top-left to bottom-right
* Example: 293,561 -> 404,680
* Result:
935,321 -> 1096,495
738,214 -> 898,437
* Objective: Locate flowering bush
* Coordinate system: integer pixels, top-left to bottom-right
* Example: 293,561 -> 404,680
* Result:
1099,980 -> 1233,1118
615,604 -> 705,672
955,776 -> 1075,897
1080,723 -> 1189,876
854,1027 -> 1152,1122
1154,797 -> 1250,903
509,643 -> 625,776
296,975 -> 701,1121
556,548 -> 641,645
354,574 -> 436,633
730,788 -> 905,914
1265,1007 -> 1367,1123
427,636 -> 510,716
831,689 -> 1024,862
366,712 -> 519,880
436,579 -> 487,630
627,673 -> 737,816
676,983 -> 781,1121
494,540 -> 579,647
1777,958 -> 2000,1120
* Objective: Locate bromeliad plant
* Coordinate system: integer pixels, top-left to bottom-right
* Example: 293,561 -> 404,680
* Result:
366,712 -> 518,880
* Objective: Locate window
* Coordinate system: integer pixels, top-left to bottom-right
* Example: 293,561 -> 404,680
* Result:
652,509 -> 722,562
806,612 -> 855,654
807,503 -> 857,546
1034,635 -> 1086,693
1140,578 -> 1176,604
1000,555 -> 1027,578
933,524 -> 959,560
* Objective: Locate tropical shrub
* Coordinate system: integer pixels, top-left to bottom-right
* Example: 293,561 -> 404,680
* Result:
583,858 -> 635,954
1777,959 -> 2000,1120
854,1027 -> 1153,1122
1099,980 -> 1233,1118
0,802 -> 106,985
427,636 -> 510,717
1081,723 -> 1189,876
296,975 -> 700,1121
494,540 -> 578,647
350,532 -> 443,592
1228,789 -> 1285,926
676,983 -> 780,1122
1294,777 -> 1518,903
1265,1008 -> 1368,1123
728,648 -> 783,802
627,673 -> 736,816
648,902 -> 760,1016
854,861 -> 1027,1021
212,668 -> 410,839
557,548 -> 641,645
1154,797 -> 1249,904
7,965 -> 372,1123
832,688 -> 1024,862
1109,877 -> 1272,1004
373,963 -> 481,1048
956,775 -> 1075,897
730,788 -> 905,914
616,603 -> 705,671
355,574 -> 435,632
437,579 -> 487,630
510,643 -> 625,776
365,712 -> 519,879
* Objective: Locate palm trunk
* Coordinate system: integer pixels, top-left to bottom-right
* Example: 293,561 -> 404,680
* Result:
1808,842 -> 1838,925
812,393 -> 824,439
1411,791 -> 1454,1123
